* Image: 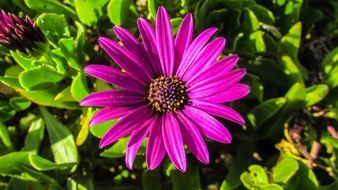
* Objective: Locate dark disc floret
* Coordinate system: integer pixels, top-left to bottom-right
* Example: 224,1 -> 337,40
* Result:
147,76 -> 188,113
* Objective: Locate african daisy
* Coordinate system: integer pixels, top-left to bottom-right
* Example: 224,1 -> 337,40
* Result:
81,6 -> 250,172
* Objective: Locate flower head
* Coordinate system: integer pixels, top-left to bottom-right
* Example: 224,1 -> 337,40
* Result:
81,6 -> 250,172
0,10 -> 45,54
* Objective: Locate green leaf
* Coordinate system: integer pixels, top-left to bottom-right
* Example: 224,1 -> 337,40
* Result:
5,65 -> 23,79
324,108 -> 338,120
305,84 -> 329,106
100,137 -> 129,158
107,0 -> 132,26
279,22 -> 308,85
326,72 -> 338,88
250,30 -> 266,53
285,82 -> 306,107
240,165 -> 269,189
22,118 -> 45,154
249,5 -> 275,24
19,66 -> 64,91
171,165 -> 200,190
10,51 -> 35,70
55,86 -> 77,102
36,13 -> 70,45
0,101 -> 16,122
147,0 -> 156,19
171,18 -> 183,35
322,47 -> 338,75
281,22 -> 302,58
24,0 -> 76,16
272,157 -> 299,183
0,122 -> 14,151
89,119 -> 116,138
279,53 -> 304,86
58,38 -> 81,70
71,72 -> 89,101
74,0 -> 108,26
0,152 -> 74,172
293,161 -> 319,190
242,8 -> 260,33
0,76 -> 21,88
18,87 -> 78,109
39,107 -> 79,165
9,97 -> 32,111
248,97 -> 287,129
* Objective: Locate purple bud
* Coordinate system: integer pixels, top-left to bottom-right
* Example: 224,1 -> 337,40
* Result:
0,10 -> 45,54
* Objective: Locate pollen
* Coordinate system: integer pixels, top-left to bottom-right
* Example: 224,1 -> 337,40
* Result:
147,76 -> 188,113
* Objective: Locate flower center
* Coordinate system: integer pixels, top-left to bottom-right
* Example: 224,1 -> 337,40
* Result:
147,76 -> 188,113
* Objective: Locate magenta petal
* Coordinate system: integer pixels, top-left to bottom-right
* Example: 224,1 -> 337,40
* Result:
190,100 -> 245,125
137,18 -> 162,75
162,113 -> 186,172
98,37 -> 151,83
176,112 -> 209,164
176,27 -> 218,77
84,65 -> 145,93
80,90 -> 144,107
89,107 -> 134,126
186,54 -> 239,86
188,69 -> 246,98
156,6 -> 175,76
197,84 -> 250,103
113,26 -> 154,76
182,37 -> 226,81
125,118 -> 154,169
183,106 -> 232,143
99,106 -> 151,148
146,116 -> 166,169
174,13 -> 193,72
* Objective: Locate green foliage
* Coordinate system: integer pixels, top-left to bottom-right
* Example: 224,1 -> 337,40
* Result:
0,0 -> 337,189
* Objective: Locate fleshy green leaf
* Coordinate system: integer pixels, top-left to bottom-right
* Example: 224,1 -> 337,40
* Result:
148,0 -> 156,19
322,47 -> 338,75
107,0 -> 132,26
9,97 -> 32,111
240,165 -> 269,189
272,157 -> 299,183
89,119 -> 116,138
100,137 -> 129,158
55,86 -> 77,102
71,72 -> 89,101
24,0 -> 76,16
305,84 -> 329,106
22,118 -> 45,154
18,87 -> 78,109
19,66 -> 64,91
74,0 -> 108,26
39,107 -> 79,165
249,5 -> 275,24
248,97 -> 287,129
10,51 -> 35,70
58,38 -> 81,70
36,13 -> 70,45
0,122 -> 14,151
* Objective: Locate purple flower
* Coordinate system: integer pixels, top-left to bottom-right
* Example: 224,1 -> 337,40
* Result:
81,7 -> 250,172
0,10 -> 45,53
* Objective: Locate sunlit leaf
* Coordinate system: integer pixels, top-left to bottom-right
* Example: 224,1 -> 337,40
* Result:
248,97 -> 287,129
39,107 -> 79,165
107,0 -> 132,26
